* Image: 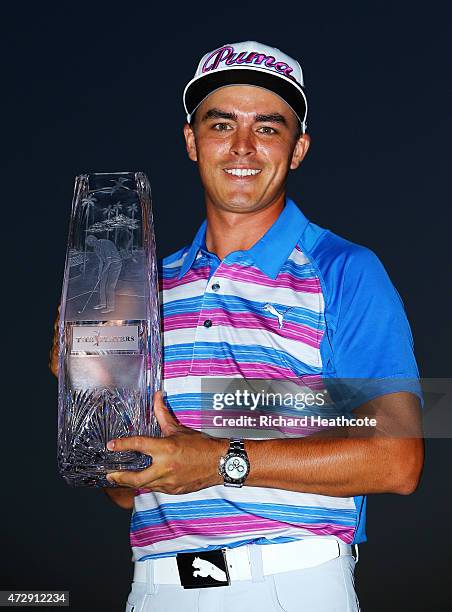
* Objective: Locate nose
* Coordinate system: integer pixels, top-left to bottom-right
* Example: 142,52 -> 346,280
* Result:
229,126 -> 255,157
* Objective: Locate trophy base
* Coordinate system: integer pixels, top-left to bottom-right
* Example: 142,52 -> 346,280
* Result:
58,382 -> 161,487
59,452 -> 152,487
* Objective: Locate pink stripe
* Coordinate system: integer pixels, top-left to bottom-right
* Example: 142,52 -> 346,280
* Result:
215,265 -> 322,292
164,311 -> 323,348
301,375 -> 324,390
161,266 -> 210,290
163,313 -> 200,331
163,361 -> 192,378
130,515 -> 354,547
189,359 -> 300,379
164,362 -> 323,382
164,360 -> 298,379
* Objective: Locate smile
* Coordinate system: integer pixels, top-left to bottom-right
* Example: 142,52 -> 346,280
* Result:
224,168 -> 261,177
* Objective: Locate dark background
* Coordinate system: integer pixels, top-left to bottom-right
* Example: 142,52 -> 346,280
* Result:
2,1 -> 451,610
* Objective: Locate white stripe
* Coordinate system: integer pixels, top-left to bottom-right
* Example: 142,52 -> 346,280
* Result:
163,249 -> 190,269
164,258 -> 184,269
163,278 -> 210,302
287,248 -> 310,266
133,486 -> 355,513
162,376 -> 323,396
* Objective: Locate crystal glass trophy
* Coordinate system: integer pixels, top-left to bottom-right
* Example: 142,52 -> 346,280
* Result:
57,172 -> 161,487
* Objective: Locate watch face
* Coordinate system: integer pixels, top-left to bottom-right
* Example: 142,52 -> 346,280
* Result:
224,455 -> 249,481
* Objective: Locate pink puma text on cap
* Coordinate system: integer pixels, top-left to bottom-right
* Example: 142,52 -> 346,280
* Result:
183,41 -> 308,133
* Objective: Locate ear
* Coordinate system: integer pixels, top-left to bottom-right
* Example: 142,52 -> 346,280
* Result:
184,122 -> 198,162
290,133 -> 311,170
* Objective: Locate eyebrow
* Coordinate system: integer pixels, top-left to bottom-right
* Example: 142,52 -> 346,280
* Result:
201,108 -> 288,126
201,109 -> 238,122
255,113 -> 288,126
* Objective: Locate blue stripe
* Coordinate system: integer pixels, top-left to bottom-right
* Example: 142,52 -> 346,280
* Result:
162,343 -> 194,360
131,500 -> 357,532
279,259 -> 317,279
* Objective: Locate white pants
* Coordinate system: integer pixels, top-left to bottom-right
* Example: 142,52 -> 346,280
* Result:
125,549 -> 361,612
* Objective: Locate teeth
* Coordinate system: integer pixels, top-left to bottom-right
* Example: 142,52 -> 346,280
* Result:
225,168 -> 261,176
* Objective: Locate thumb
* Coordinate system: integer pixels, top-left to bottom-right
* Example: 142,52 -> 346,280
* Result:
154,390 -> 181,437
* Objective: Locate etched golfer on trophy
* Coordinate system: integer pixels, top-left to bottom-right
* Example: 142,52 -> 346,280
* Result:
57,172 -> 161,487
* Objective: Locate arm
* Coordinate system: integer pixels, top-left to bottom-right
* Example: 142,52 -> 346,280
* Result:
245,391 -> 424,496
96,253 -> 106,280
103,486 -> 136,509
104,390 -> 424,497
49,305 -> 60,378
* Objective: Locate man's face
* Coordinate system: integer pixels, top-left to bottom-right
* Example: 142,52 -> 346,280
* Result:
184,85 -> 310,214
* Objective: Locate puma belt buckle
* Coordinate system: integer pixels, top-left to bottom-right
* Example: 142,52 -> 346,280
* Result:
176,549 -> 231,588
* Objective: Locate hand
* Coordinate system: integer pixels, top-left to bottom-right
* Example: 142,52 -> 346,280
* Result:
105,391 -> 228,494
49,304 -> 60,377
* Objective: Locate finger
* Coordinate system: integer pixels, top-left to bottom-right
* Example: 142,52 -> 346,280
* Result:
153,391 -> 181,437
107,467 -> 159,489
106,470 -> 143,488
106,435 -> 153,454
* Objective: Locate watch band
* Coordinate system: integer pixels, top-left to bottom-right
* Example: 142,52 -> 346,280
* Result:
229,438 -> 245,453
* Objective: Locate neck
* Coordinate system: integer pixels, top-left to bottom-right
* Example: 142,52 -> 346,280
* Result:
205,194 -> 285,261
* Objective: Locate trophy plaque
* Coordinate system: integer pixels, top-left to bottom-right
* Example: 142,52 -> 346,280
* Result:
57,172 -> 161,487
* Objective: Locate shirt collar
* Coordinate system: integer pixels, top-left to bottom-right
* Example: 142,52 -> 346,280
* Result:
177,198 -> 309,280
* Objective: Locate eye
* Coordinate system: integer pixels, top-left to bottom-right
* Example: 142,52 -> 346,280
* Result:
257,126 -> 278,135
213,123 -> 233,131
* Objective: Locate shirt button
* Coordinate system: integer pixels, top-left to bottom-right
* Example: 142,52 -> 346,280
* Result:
203,319 -> 213,328
211,282 -> 220,292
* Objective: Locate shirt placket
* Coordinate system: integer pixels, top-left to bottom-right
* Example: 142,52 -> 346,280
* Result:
189,253 -> 223,376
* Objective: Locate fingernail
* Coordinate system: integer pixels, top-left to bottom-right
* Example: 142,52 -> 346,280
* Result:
106,474 -> 114,483
107,441 -> 115,450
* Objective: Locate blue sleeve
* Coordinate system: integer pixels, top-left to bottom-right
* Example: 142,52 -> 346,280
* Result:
333,247 -> 420,379
314,236 -> 422,406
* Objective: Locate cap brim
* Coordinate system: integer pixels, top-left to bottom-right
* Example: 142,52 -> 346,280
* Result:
183,67 -> 307,128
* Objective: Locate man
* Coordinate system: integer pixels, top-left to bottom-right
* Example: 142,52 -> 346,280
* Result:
51,41 -> 424,611
85,234 -> 122,314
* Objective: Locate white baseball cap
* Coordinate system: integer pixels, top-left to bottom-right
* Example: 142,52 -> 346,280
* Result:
183,41 -> 308,133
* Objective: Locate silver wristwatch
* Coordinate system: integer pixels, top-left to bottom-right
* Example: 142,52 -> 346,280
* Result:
218,439 -> 250,487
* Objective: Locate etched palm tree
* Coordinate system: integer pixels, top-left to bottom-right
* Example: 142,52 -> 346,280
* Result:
110,177 -> 132,193
127,203 -> 138,253
112,202 -> 123,243
81,195 -> 97,273
102,205 -> 114,239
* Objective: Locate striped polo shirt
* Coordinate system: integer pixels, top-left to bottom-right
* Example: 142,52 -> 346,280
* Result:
130,198 -> 420,561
